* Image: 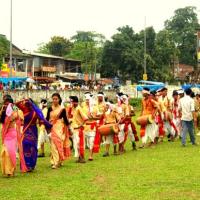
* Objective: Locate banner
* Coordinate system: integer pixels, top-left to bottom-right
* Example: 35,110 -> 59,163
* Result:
0,63 -> 15,77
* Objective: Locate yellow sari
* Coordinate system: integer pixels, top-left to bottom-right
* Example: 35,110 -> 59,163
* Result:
49,106 -> 70,168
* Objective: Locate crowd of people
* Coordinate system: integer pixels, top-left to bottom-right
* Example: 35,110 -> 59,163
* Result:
0,86 -> 198,177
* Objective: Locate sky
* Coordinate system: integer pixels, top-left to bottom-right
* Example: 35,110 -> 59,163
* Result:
0,0 -> 200,51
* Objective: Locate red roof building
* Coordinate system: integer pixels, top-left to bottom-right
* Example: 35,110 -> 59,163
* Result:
174,63 -> 194,80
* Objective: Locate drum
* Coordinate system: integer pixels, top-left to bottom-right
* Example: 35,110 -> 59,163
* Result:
98,124 -> 119,136
136,115 -> 153,126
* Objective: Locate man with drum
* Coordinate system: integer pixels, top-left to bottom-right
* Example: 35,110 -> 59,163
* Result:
116,92 -> 128,153
157,87 -> 178,141
138,88 -> 158,148
93,92 -> 107,146
102,101 -> 120,157
121,94 -> 139,151
81,93 -> 96,161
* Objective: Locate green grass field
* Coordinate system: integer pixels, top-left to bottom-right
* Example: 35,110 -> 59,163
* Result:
1,138 -> 200,200
1,122 -> 200,199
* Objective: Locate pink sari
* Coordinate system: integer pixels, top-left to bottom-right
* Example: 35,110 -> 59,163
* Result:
1,111 -> 27,175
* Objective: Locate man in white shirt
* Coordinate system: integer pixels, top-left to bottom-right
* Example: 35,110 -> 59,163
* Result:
179,88 -> 196,146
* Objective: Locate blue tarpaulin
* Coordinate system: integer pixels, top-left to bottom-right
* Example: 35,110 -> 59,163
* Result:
136,84 -> 164,91
181,84 -> 200,90
0,77 -> 27,84
138,80 -> 165,85
137,80 -> 165,91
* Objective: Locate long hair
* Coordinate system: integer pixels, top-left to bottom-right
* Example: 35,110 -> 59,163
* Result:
52,93 -> 62,105
0,110 -> 6,124
0,97 -> 14,124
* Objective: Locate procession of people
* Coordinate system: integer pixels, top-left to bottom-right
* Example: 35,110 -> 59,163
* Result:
0,87 -> 198,177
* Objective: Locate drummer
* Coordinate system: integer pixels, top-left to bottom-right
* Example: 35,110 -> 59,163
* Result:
139,88 -> 158,148
116,92 -> 127,153
93,92 -> 107,145
121,94 -> 139,151
81,92 -> 96,161
157,87 -> 178,141
102,101 -> 120,157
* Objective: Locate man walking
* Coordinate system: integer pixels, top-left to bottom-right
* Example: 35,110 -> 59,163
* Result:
179,88 -> 196,146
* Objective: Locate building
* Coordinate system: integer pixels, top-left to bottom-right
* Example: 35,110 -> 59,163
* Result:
173,63 -> 194,81
1,39 -> 82,82
22,51 -> 81,81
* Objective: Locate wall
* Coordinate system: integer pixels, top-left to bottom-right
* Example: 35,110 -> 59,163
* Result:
0,90 -> 118,103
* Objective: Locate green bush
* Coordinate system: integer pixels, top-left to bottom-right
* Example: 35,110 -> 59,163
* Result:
129,98 -> 142,111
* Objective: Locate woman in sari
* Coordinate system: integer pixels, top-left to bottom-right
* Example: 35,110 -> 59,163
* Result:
46,93 -> 70,169
0,96 -> 26,176
16,99 -> 51,172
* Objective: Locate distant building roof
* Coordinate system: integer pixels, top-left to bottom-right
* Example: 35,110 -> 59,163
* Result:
23,51 -> 81,62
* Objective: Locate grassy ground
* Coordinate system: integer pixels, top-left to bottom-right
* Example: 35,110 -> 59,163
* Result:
1,122 -> 200,199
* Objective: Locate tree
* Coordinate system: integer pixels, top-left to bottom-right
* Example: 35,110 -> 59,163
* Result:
68,31 -> 105,73
165,6 -> 200,66
37,36 -> 72,56
0,35 -> 9,66
101,25 -> 144,82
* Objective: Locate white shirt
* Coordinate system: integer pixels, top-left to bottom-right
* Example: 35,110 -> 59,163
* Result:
179,95 -> 195,121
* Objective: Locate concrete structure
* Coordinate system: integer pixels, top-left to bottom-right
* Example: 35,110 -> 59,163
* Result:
0,90 -> 118,103
174,63 -> 194,81
1,40 -> 82,81
22,51 -> 81,78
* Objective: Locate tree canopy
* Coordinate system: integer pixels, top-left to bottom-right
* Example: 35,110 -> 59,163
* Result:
36,6 -> 200,83
0,35 -> 9,66
37,36 -> 72,57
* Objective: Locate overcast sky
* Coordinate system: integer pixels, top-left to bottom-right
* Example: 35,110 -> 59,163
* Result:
0,0 -> 199,51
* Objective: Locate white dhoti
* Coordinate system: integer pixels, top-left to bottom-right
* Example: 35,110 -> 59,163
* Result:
142,122 -> 157,144
128,124 -> 135,142
173,118 -> 181,136
72,129 -> 83,158
37,128 -> 49,149
105,135 -> 113,145
118,124 -> 125,143
85,131 -> 95,150
164,121 -> 175,136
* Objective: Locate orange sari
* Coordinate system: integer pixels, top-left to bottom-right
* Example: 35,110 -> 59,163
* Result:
49,107 -> 71,167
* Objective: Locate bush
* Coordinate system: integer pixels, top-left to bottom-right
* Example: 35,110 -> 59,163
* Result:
129,98 -> 142,111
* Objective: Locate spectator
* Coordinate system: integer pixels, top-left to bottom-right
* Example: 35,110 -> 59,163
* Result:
179,88 -> 197,146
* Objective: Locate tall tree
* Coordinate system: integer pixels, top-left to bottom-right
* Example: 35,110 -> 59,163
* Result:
165,6 -> 200,66
0,35 -> 9,66
37,36 -> 72,57
68,31 -> 105,73
101,26 -> 163,82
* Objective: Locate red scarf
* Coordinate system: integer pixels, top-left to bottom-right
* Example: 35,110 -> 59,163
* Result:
124,118 -> 139,142
93,116 -> 104,153
79,126 -> 84,157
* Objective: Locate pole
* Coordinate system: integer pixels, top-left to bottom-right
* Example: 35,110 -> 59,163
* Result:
197,10 -> 200,70
9,0 -> 13,77
9,0 -> 13,76
94,51 -> 97,83
144,16 -> 147,75
197,31 -> 199,70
